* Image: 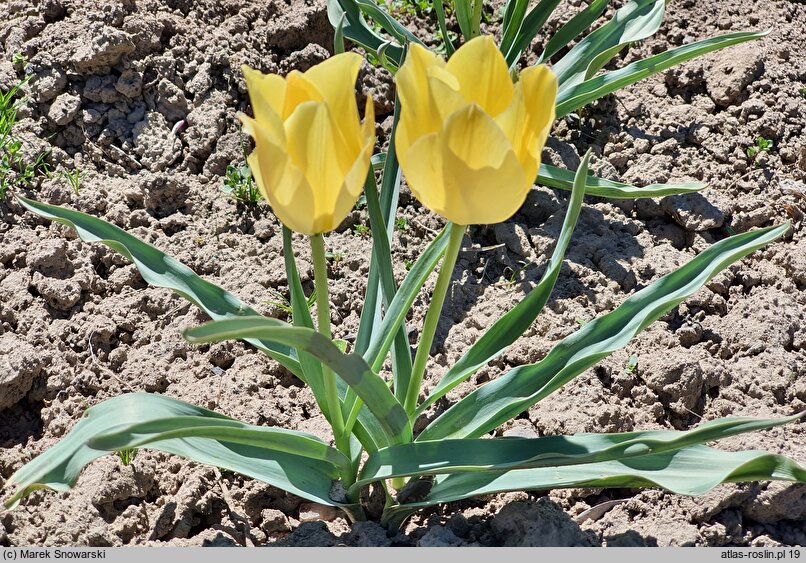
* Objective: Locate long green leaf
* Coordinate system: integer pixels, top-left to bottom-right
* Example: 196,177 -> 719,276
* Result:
355,0 -> 423,46
416,152 -> 590,416
419,222 -> 789,441
537,0 -> 609,65
185,317 -> 413,446
16,196 -> 303,377
357,414 -> 804,490
364,225 -> 450,372
381,445 -> 806,524
504,0 -> 562,66
91,417 -> 351,473
3,393 -> 350,509
538,163 -> 706,198
499,0 -> 531,56
555,30 -> 769,117
553,0 -> 665,91
454,0 -> 474,40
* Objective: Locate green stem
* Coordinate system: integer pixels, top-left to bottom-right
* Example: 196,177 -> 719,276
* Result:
310,234 -> 348,454
403,223 -> 465,415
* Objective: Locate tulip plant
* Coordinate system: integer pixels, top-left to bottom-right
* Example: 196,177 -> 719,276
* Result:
4,36 -> 805,532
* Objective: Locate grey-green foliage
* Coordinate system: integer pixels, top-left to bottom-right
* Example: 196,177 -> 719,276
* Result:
6,157 -> 804,527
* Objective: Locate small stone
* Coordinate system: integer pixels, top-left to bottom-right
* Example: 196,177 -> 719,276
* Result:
661,193 -> 725,231
298,502 -> 339,522
115,69 -> 142,98
30,65 -> 67,102
48,93 -> 81,126
260,509 -> 291,534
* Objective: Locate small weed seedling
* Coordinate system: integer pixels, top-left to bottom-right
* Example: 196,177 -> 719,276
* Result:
116,448 -> 138,466
0,72 -> 50,199
61,166 -> 87,195
266,288 -> 316,324
221,163 -> 259,206
394,217 -> 408,231
746,136 -> 773,163
624,353 -> 639,374
353,224 -> 371,238
326,250 -> 345,264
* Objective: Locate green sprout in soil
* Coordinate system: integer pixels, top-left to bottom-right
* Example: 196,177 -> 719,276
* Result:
221,162 -> 259,206
0,72 -> 50,200
61,165 -> 87,195
116,448 -> 138,466
266,288 -> 316,323
624,352 -> 638,374
353,224 -> 371,237
746,136 -> 773,161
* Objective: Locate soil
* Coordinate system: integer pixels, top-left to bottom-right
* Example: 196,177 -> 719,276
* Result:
1,0 -> 805,548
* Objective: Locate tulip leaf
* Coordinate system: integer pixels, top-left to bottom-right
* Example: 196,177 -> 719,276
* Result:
537,163 -> 707,199
185,316 -> 413,446
503,0 -> 562,66
327,0 -> 404,68
357,413 -> 804,490
453,0 -> 474,40
3,393 -> 352,510
355,0 -> 423,47
499,0 -> 531,57
555,30 -> 769,117
416,153 -> 589,416
334,12 -> 347,54
418,222 -> 789,441
282,227 -> 329,419
537,0 -> 609,65
553,0 -> 665,93
15,196 -> 303,378
364,225 -> 451,372
380,445 -> 806,527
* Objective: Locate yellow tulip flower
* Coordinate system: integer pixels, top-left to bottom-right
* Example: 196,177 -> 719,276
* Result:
395,36 -> 557,226
238,53 -> 375,235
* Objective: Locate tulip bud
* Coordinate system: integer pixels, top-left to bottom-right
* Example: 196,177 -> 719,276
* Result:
238,53 -> 375,235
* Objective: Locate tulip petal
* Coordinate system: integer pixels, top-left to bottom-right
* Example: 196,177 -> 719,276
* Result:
396,44 -> 446,163
444,35 -> 514,117
241,66 -> 286,119
402,132 -> 447,216
241,67 -> 287,141
283,71 -> 323,120
404,104 -> 527,225
495,65 -> 556,182
516,65 -> 557,163
247,118 -> 318,235
285,101 -> 355,232
330,97 -> 375,234
304,53 -> 363,152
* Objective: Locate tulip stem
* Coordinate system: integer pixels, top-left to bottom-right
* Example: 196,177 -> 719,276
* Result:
403,223 -> 465,415
310,234 -> 348,454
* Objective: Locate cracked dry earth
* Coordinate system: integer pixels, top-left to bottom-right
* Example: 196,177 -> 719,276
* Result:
1,0 -> 805,548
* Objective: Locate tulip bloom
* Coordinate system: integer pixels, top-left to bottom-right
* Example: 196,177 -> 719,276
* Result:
396,36 -> 557,226
238,53 -> 375,235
